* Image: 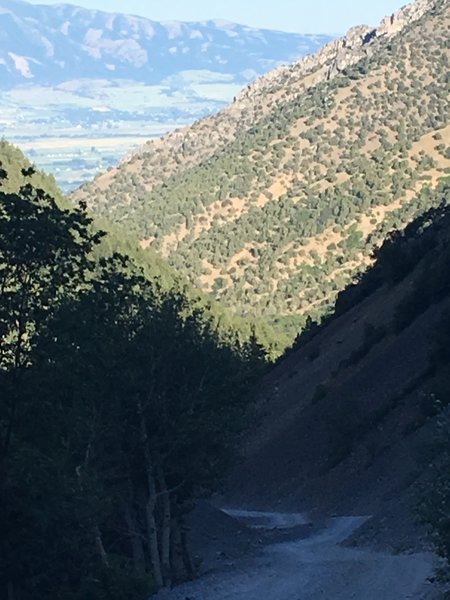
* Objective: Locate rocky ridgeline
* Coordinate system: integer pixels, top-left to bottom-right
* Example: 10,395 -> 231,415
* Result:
98,0 -> 437,197
237,0 -> 436,101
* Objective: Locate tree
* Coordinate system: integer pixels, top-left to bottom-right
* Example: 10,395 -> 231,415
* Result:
0,170 -> 109,600
0,168 -> 103,462
0,168 -> 262,598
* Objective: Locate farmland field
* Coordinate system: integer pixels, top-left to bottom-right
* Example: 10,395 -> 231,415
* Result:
1,75 -> 241,190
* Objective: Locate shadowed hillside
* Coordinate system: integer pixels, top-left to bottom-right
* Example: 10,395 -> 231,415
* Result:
226,180 -> 450,558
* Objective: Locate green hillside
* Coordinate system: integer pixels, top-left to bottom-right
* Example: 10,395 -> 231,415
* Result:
75,0 -> 450,338
0,139 -> 63,199
0,140 -> 287,354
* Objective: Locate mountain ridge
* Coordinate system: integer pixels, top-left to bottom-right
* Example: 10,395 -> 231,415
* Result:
0,0 -> 333,87
81,0 -> 438,191
237,0 -> 436,100
75,0 -> 449,339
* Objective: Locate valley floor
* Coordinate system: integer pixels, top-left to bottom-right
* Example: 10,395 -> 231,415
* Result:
156,508 -> 437,600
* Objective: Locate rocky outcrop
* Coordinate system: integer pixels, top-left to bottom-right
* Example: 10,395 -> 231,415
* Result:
238,0 -> 437,102
77,0 -> 440,198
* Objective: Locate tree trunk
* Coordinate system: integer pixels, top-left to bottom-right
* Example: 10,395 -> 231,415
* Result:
94,524 -> 109,567
181,526 -> 195,580
157,463 -> 172,587
145,471 -> 163,589
137,399 -> 164,589
170,518 -> 186,583
123,501 -> 146,572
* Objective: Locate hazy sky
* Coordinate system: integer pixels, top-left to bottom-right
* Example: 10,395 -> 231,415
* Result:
26,0 -> 408,34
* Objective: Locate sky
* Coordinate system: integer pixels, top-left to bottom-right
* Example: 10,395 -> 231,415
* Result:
26,0 -> 409,34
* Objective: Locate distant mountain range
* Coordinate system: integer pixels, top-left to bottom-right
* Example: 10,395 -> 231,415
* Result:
0,0 -> 334,87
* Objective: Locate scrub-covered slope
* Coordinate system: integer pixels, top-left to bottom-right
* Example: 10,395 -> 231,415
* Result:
76,0 -> 450,336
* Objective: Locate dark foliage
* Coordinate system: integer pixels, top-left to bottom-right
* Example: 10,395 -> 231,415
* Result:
0,169 -> 265,599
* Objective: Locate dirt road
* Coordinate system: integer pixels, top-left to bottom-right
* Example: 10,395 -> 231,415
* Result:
155,508 -> 436,599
